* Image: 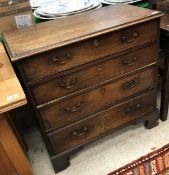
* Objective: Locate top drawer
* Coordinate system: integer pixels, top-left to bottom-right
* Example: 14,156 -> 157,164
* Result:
21,21 -> 157,82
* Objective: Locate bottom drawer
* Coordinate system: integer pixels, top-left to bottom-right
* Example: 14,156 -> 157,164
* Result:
48,91 -> 156,154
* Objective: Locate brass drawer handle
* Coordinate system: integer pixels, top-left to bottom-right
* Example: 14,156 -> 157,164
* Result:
73,126 -> 88,137
121,32 -> 138,43
64,102 -> 84,113
122,78 -> 140,90
125,103 -> 142,113
122,56 -> 137,66
52,52 -> 72,65
59,78 -> 77,89
93,39 -> 100,47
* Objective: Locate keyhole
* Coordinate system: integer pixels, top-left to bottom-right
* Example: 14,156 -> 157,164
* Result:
97,65 -> 102,71
93,39 -> 100,47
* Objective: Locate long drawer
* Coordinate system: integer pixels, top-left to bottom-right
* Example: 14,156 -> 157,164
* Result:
39,67 -> 156,131
48,91 -> 156,154
21,21 -> 157,82
31,45 -> 157,105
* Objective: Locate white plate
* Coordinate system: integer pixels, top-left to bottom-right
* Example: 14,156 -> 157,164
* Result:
36,0 -> 101,17
34,2 -> 102,19
60,1 -> 101,15
36,0 -> 96,15
29,0 -> 56,8
33,11 -> 63,19
100,1 -> 115,4
105,0 -> 134,3
100,0 -> 142,4
127,0 -> 142,4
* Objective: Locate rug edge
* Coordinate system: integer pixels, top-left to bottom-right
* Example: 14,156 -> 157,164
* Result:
107,143 -> 169,175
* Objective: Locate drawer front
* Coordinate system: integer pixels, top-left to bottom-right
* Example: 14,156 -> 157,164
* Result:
48,115 -> 104,155
103,91 -> 156,132
48,91 -> 156,154
40,67 -> 156,131
32,45 -> 157,105
22,21 -> 157,82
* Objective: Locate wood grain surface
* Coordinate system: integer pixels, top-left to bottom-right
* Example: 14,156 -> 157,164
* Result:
0,43 -> 26,113
3,4 -> 163,61
31,45 -> 157,105
48,91 -> 156,154
20,20 -> 157,82
40,67 -> 156,131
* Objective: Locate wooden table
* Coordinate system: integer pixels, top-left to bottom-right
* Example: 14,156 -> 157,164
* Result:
0,43 -> 32,175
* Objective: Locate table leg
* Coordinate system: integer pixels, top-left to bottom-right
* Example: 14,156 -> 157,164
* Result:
0,113 -> 33,175
160,51 -> 169,121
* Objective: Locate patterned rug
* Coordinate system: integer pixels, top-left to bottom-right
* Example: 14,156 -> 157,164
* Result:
108,144 -> 169,175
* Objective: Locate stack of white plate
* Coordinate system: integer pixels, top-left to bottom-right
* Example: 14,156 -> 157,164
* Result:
29,0 -> 55,10
32,0 -> 102,20
100,0 -> 142,5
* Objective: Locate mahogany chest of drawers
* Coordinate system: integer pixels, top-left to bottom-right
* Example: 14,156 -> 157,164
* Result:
3,4 -> 163,173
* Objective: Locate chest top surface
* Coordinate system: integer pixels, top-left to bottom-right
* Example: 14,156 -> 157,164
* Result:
3,4 -> 162,62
